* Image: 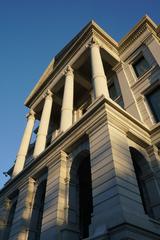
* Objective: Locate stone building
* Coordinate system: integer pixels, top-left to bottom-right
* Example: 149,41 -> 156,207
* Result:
0,15 -> 160,240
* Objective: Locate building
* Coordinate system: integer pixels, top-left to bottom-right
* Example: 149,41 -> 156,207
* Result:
0,15 -> 160,240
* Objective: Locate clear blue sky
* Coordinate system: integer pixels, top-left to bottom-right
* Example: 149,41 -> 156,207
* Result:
0,0 -> 160,188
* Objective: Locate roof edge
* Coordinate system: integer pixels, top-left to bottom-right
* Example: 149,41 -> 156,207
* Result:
119,15 -> 158,46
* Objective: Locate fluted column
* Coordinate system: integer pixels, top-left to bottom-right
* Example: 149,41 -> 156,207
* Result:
12,109 -> 35,177
33,90 -> 53,158
90,37 -> 109,98
60,66 -> 74,132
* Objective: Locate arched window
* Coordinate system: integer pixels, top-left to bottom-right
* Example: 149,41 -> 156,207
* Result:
129,147 -> 153,218
4,191 -> 19,240
69,151 -> 93,239
28,177 -> 47,240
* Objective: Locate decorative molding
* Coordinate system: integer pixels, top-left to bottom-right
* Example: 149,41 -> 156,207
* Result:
131,65 -> 158,91
119,16 -> 157,54
26,109 -> 35,119
127,130 -> 151,148
112,61 -> 126,73
87,35 -> 101,48
42,89 -> 53,100
64,65 -> 74,76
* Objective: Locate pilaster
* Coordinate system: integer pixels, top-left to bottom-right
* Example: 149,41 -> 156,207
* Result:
40,151 -> 68,240
145,34 -> 160,66
0,198 -> 11,239
6,179 -> 36,240
16,178 -> 36,240
113,62 -> 141,120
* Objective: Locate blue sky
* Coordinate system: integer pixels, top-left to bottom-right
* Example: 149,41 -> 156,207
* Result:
0,0 -> 160,188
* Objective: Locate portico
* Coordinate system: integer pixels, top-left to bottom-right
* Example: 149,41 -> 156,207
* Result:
12,36 -> 119,177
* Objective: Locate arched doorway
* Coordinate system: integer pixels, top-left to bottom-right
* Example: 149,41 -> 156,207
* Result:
69,150 -> 93,239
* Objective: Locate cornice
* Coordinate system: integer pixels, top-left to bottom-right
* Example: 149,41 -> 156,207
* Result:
118,15 -> 158,54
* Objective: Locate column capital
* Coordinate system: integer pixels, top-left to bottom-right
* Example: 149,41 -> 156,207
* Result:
147,145 -> 159,155
64,65 -> 74,76
88,36 -> 101,48
28,177 -> 36,185
26,109 -> 35,119
4,198 -> 11,210
44,89 -> 53,98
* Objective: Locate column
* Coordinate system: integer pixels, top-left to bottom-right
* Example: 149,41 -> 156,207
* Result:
90,37 -> 109,98
12,109 -> 35,177
33,90 -> 53,158
60,66 -> 74,132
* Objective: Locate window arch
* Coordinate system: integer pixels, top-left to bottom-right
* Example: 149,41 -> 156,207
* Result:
3,191 -> 19,240
69,150 -> 93,239
28,170 -> 48,240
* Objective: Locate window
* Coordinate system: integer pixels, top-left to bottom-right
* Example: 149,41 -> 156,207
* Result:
69,151 -> 93,239
132,56 -> 150,78
147,87 -> 160,122
28,178 -> 47,240
3,191 -> 19,240
108,82 -> 117,100
129,148 -> 153,218
108,76 -> 124,108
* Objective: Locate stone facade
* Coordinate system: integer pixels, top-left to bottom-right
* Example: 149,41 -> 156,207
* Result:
0,15 -> 160,240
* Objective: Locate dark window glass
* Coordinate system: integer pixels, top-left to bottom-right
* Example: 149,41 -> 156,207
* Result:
133,56 -> 150,77
147,87 -> 160,122
3,192 -> 19,240
28,179 -> 47,240
129,148 -> 153,218
108,83 -> 117,100
78,155 -> 93,238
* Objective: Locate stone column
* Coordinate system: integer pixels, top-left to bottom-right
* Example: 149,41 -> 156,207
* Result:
33,90 -> 53,158
90,37 -> 109,99
12,109 -> 35,177
60,66 -> 74,132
